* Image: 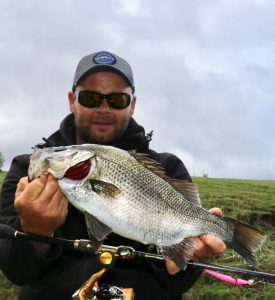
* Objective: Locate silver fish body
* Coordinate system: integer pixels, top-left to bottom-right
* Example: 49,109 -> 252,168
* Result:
28,144 -> 266,269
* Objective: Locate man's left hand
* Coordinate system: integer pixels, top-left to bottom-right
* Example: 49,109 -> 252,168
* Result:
166,207 -> 226,275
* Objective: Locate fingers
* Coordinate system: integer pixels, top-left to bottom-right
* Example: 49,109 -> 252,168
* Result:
45,175 -> 68,217
167,207 -> 226,272
166,235 -> 226,273
15,177 -> 29,198
209,207 -> 223,217
190,206 -> 226,263
190,235 -> 224,263
199,234 -> 226,255
190,237 -> 213,262
15,175 -> 47,201
37,174 -> 61,205
15,174 -> 68,237
165,259 -> 181,275
47,187 -> 68,223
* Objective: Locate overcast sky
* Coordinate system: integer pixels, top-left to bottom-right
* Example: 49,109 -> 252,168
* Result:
1,0 -> 275,180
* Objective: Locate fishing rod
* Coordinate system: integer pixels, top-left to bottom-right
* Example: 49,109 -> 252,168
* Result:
0,224 -> 274,282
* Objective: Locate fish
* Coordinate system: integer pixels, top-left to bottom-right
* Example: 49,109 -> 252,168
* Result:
28,144 -> 266,269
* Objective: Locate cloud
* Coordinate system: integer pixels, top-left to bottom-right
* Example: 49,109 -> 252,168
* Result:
0,0 -> 275,180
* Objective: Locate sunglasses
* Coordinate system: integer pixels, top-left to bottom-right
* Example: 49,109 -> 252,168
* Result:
75,90 -> 132,109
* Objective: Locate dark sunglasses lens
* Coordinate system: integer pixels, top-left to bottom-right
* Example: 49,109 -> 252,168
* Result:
108,94 -> 131,109
77,92 -> 102,108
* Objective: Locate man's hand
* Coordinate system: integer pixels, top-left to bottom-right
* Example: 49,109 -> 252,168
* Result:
166,207 -> 226,275
15,174 -> 68,237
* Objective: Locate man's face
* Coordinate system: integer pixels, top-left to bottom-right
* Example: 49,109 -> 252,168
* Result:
68,71 -> 136,144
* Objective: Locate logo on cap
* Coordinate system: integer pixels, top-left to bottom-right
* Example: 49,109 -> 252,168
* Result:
93,52 -> 116,65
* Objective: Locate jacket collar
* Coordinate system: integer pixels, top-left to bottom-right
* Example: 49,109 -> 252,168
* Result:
43,114 -> 152,152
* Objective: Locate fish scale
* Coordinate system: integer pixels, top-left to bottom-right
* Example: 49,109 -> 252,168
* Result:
28,144 -> 267,270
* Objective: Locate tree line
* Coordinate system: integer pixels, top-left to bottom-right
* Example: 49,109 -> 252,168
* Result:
0,152 -> 4,171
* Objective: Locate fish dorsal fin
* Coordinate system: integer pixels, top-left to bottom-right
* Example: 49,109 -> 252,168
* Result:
129,151 -> 200,205
129,151 -> 166,174
169,179 -> 201,205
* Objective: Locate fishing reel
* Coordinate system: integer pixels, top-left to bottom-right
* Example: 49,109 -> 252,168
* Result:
72,248 -> 135,300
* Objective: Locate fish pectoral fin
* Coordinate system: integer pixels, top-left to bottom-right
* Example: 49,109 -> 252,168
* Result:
88,179 -> 122,199
85,234 -> 103,253
84,212 -> 113,243
161,238 -> 196,270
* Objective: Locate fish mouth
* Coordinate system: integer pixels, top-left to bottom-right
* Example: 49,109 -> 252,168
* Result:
64,159 -> 91,180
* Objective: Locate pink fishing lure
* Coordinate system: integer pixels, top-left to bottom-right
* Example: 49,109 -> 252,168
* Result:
205,269 -> 254,286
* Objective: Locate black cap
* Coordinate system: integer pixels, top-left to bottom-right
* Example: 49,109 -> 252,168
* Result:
72,51 -> 135,92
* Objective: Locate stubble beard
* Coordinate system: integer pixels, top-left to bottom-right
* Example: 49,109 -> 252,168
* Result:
76,121 -> 128,145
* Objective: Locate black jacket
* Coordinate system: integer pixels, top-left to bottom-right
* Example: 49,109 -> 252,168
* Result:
0,114 -> 200,300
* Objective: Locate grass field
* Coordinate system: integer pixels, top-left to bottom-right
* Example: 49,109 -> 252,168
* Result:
0,172 -> 274,299
184,177 -> 275,300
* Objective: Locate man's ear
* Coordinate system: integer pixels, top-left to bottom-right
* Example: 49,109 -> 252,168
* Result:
130,95 -> 136,117
68,91 -> 76,113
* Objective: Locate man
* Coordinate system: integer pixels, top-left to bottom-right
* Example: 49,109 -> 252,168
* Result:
0,51 -> 225,299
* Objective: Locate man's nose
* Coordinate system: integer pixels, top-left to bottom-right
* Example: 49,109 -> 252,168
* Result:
97,98 -> 111,111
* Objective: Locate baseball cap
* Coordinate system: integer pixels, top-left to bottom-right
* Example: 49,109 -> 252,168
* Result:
72,51 -> 135,92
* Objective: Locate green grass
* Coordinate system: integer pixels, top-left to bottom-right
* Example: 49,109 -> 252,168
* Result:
0,172 -> 6,186
0,271 -> 19,300
0,172 -> 21,298
0,172 -> 274,299
183,177 -> 275,300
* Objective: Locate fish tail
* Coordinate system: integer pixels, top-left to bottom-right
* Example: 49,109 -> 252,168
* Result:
223,216 -> 267,269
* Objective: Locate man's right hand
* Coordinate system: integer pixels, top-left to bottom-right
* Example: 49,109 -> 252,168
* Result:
15,174 -> 68,237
